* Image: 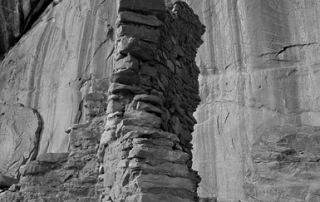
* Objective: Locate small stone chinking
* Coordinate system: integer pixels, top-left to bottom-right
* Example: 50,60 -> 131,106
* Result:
98,0 -> 205,201
0,0 -> 205,201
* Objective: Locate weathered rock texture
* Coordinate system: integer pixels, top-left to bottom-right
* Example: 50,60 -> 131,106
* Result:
0,0 -> 205,201
0,0 -> 53,59
0,104 -> 41,179
2,0 -> 320,201
247,125 -> 320,202
184,0 -> 320,201
0,0 -> 117,156
0,119 -> 102,201
99,1 -> 205,201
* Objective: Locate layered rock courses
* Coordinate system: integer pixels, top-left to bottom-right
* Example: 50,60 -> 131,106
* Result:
0,0 -> 205,201
99,0 -> 205,201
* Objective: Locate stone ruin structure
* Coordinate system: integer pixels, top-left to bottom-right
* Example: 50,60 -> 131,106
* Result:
2,0 -> 320,201
0,0 -> 205,201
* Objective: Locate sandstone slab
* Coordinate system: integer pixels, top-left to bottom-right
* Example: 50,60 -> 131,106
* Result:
116,25 -> 160,44
119,125 -> 180,143
114,54 -> 139,72
117,36 -> 156,61
20,162 -> 51,176
0,104 -> 41,178
118,0 -> 166,20
0,173 -> 18,188
128,145 -> 189,164
36,153 -> 69,164
117,12 -> 163,27
134,173 -> 195,191
124,110 -> 162,128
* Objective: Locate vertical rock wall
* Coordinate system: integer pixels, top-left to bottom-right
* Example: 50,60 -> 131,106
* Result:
99,1 -> 205,201
1,0 -> 320,201
0,0 -> 53,59
0,0 -> 206,201
0,0 -> 117,155
184,0 -> 320,201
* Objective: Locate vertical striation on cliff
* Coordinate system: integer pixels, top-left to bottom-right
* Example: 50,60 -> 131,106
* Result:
0,0 -> 117,156
0,0 -> 206,201
186,0 -> 320,201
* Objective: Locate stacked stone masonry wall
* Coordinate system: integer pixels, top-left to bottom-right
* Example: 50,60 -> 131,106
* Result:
99,1 -> 205,201
0,1 -> 205,201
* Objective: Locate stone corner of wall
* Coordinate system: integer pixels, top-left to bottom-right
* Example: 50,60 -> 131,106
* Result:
99,0 -> 206,201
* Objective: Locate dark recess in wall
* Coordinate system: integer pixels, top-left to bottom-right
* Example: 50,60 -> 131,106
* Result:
0,0 -> 53,60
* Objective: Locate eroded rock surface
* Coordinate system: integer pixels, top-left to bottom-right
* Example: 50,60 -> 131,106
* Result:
0,0 -> 117,155
0,1 -> 205,201
0,120 -> 102,201
3,0 -> 320,201
246,125 -> 320,202
187,0 -> 320,201
99,1 -> 205,201
0,104 -> 41,179
0,0 -> 53,59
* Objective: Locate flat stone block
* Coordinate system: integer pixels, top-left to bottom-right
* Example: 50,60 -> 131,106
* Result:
20,162 -> 51,176
114,53 -> 139,72
0,173 -> 18,188
120,125 -> 179,143
112,68 -> 139,85
135,173 -> 195,191
124,110 -> 162,128
117,25 -> 160,43
117,11 -> 163,27
37,153 -> 69,163
118,0 -> 166,21
117,36 -> 156,61
133,94 -> 163,106
128,145 -> 189,164
108,83 -> 145,95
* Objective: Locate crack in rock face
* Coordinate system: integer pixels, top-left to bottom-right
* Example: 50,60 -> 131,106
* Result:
0,0 -> 206,201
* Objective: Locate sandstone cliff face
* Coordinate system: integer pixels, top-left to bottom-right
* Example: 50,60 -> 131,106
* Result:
188,0 -> 320,201
1,0 -> 320,202
0,0 -> 53,59
0,0 -> 117,155
0,0 -> 206,201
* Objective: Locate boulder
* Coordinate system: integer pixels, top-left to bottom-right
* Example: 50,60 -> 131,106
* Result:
0,104 -> 41,178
